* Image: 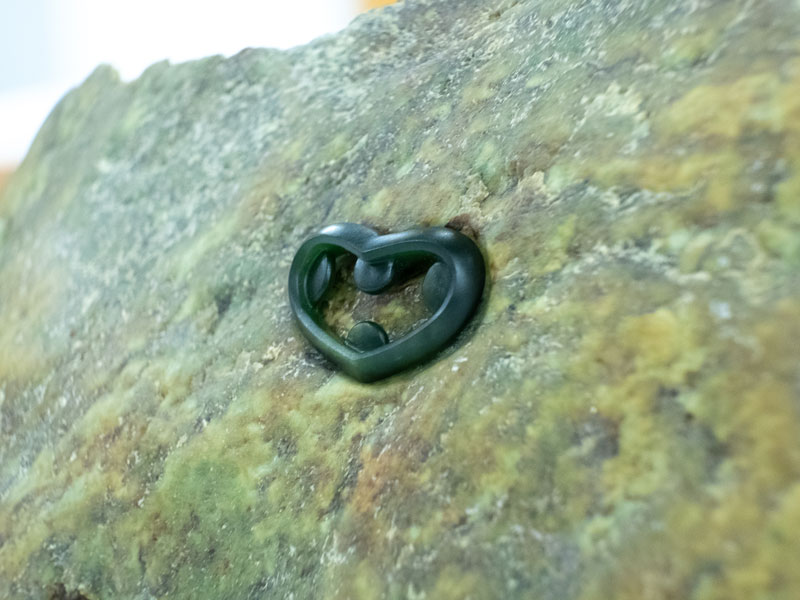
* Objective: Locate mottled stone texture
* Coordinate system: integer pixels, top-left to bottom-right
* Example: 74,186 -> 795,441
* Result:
2,0 -> 800,598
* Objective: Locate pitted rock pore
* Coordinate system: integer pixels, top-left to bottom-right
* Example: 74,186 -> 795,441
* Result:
1,0 -> 800,598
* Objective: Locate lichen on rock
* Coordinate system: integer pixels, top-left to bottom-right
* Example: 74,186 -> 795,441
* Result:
1,0 -> 800,598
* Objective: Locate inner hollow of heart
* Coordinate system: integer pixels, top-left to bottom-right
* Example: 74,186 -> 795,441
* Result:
317,253 -> 433,342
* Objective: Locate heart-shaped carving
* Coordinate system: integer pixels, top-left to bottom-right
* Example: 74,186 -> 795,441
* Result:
288,223 -> 485,382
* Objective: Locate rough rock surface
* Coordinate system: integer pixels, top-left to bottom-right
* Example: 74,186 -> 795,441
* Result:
2,0 -> 800,598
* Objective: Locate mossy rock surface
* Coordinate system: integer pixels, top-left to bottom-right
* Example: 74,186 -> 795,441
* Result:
2,0 -> 800,598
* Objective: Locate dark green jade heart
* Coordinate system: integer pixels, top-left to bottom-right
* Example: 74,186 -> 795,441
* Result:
288,223 -> 486,382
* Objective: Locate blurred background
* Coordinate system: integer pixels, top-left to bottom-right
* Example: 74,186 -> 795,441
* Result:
0,0 -> 396,185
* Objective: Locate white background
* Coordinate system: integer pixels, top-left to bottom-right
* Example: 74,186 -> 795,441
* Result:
0,0 -> 357,165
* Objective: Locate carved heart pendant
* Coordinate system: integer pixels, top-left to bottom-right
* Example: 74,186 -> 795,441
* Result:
288,223 -> 485,382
